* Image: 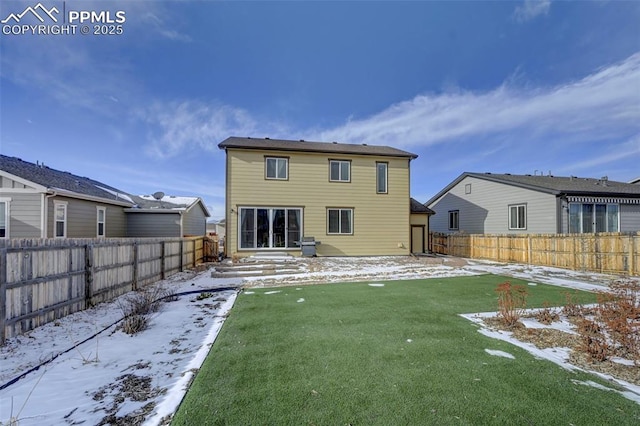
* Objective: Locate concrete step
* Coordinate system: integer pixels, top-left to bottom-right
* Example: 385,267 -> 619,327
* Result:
211,268 -> 305,278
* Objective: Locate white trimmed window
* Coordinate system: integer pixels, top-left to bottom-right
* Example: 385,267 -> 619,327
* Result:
97,206 -> 106,237
448,210 -> 459,230
329,160 -> 350,182
265,157 -> 288,180
54,201 -> 67,238
376,162 -> 388,194
327,208 -> 353,235
509,204 -> 527,230
0,198 -> 10,238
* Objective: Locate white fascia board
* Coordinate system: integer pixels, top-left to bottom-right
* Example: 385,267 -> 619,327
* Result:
0,170 -> 48,192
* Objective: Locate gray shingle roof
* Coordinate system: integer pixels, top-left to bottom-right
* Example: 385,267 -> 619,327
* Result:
427,172 -> 640,206
410,198 -> 435,214
466,173 -> 640,196
219,136 -> 418,159
0,155 -> 133,204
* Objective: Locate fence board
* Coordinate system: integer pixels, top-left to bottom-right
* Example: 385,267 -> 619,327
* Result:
1,236 -> 215,343
430,231 -> 640,277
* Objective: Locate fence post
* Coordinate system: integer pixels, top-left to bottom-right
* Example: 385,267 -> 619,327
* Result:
85,244 -> 94,307
132,241 -> 138,291
629,234 -> 635,276
179,239 -> 184,272
160,241 -> 166,280
192,239 -> 197,268
0,249 -> 7,344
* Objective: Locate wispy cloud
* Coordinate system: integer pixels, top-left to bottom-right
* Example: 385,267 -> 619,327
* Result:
141,12 -> 192,42
513,0 -> 551,23
138,101 -> 290,159
310,53 -> 640,149
139,53 -> 640,164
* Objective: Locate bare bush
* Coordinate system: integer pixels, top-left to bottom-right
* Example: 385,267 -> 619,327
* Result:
495,281 -> 528,328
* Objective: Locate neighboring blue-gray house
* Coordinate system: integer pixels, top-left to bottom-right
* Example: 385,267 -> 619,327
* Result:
126,194 -> 210,237
0,155 -> 209,239
426,172 -> 640,235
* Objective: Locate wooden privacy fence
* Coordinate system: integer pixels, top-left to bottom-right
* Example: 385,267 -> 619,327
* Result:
0,236 -> 219,343
429,232 -> 640,277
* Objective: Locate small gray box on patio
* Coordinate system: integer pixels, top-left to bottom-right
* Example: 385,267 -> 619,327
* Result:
300,237 -> 320,257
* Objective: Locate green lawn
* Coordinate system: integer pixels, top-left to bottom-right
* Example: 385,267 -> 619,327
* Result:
172,274 -> 639,425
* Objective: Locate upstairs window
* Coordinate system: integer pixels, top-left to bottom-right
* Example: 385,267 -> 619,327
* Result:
376,162 -> 388,194
265,157 -> 288,180
329,160 -> 350,182
509,204 -> 527,230
448,210 -> 459,230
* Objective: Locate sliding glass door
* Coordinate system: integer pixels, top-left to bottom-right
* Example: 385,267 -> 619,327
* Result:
239,207 -> 302,249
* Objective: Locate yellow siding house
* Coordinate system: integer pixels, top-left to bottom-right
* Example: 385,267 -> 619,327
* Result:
219,137 -> 424,257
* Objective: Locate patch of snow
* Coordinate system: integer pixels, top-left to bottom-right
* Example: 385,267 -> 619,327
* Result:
264,290 -> 281,295
610,357 -> 636,367
485,349 -> 515,359
368,283 -> 385,287
527,282 -> 537,286
406,339 -> 413,343
461,312 -> 640,405
571,380 -> 640,404
244,291 -> 255,295
297,298 -> 305,303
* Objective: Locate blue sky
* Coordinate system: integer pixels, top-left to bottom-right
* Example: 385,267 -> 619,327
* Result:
1,0 -> 639,220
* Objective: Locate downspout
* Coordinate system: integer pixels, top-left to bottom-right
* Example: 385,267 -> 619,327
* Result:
43,190 -> 58,238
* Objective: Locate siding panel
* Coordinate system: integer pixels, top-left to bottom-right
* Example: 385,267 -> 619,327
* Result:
226,149 -> 411,256
429,176 -> 558,234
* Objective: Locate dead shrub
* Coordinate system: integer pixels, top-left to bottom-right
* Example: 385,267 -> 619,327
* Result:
535,302 -> 559,325
596,280 -> 640,361
577,318 -> 610,362
562,290 -> 584,317
121,314 -> 148,335
117,285 -> 176,335
495,281 -> 528,328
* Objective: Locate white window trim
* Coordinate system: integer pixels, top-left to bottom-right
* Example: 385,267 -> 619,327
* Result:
96,206 -> 106,238
54,201 -> 68,238
508,204 -> 527,230
265,157 -> 288,180
376,162 -> 388,194
0,197 -> 11,239
327,208 -> 354,235
329,160 -> 351,182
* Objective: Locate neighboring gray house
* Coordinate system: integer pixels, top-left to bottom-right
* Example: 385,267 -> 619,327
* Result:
0,155 -> 133,238
126,194 -> 210,237
426,172 -> 640,235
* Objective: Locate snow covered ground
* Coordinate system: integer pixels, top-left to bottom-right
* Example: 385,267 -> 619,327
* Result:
0,256 -> 635,425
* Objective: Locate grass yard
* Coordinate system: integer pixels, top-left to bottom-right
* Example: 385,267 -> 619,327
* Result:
172,274 -> 639,425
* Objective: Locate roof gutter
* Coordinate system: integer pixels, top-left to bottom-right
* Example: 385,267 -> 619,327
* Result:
50,187 -> 134,207
43,190 -> 58,238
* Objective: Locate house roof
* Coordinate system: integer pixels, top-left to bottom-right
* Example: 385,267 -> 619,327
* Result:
410,198 -> 435,215
427,172 -> 640,206
218,136 -> 418,159
0,155 -> 134,205
126,195 -> 211,217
